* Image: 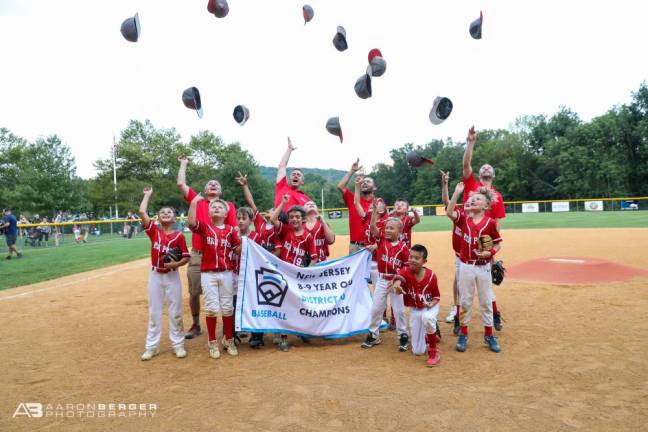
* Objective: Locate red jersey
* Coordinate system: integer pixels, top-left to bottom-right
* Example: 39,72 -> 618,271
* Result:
232,230 -> 264,274
462,173 -> 506,219
190,221 -> 240,272
457,212 -> 502,265
305,219 -> 330,263
362,211 -> 388,245
395,267 -> 441,309
274,176 -> 312,209
253,211 -> 278,250
184,187 -> 237,252
144,221 -> 190,272
342,188 -> 373,243
274,223 -> 317,267
373,233 -> 409,276
450,207 -> 465,257
393,213 -> 416,247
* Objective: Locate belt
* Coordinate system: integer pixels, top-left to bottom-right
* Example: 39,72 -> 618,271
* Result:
203,268 -> 231,273
191,249 -> 202,254
379,273 -> 395,280
462,260 -> 488,266
350,241 -> 365,246
152,267 -> 177,274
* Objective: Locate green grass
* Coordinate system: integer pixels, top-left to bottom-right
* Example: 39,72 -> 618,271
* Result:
1,211 -> 646,291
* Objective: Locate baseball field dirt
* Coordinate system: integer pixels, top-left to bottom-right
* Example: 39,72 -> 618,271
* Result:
2,228 -> 648,431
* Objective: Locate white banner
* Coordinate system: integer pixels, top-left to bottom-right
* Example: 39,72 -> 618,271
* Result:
522,202 -> 539,213
551,201 -> 570,212
585,200 -> 604,211
236,237 -> 374,338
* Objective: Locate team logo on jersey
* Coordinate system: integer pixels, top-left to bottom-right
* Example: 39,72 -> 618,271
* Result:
255,267 -> 289,307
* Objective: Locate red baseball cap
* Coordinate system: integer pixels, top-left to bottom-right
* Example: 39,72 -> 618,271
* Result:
368,48 -> 383,64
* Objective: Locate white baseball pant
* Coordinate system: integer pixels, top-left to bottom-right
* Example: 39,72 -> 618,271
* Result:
201,271 -> 234,317
410,305 -> 439,355
458,262 -> 494,327
145,270 -> 184,350
370,260 -> 378,287
368,276 -> 407,337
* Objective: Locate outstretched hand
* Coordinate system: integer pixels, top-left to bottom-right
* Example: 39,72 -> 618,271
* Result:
143,186 -> 153,195
440,170 -> 449,184
235,172 -> 248,187
351,158 -> 362,173
454,181 -> 464,194
467,126 -> 476,145
287,137 -> 297,151
178,155 -> 189,164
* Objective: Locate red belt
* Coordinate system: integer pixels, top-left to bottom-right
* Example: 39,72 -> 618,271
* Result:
379,273 -> 395,280
152,267 -> 176,274
462,259 -> 489,266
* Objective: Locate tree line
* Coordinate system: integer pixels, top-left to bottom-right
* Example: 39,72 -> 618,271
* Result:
2,83 -> 648,217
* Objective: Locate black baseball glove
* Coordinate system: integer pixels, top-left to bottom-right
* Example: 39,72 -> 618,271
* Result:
492,260 -> 506,286
164,247 -> 184,263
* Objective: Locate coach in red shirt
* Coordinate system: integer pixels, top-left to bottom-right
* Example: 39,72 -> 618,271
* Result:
177,156 -> 237,340
337,158 -> 376,254
274,138 -> 313,209
462,127 -> 506,221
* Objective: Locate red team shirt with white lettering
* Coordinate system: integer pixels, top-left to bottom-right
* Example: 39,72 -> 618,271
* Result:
190,221 -> 241,272
395,267 -> 441,309
232,230 -> 264,275
457,212 -> 502,265
373,232 -> 410,275
306,219 -> 330,263
395,214 -> 415,247
451,207 -> 465,257
342,188 -> 373,243
252,211 -> 278,250
184,187 -> 237,252
362,211 -> 388,245
143,221 -> 190,272
274,223 -> 318,267
462,174 -> 506,220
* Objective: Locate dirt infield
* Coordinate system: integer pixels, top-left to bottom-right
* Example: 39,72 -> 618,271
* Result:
2,228 -> 648,431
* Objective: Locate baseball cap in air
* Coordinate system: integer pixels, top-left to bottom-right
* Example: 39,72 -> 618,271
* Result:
429,97 -> 453,125
406,151 -> 434,168
354,65 -> 372,99
120,13 -> 141,43
333,26 -> 348,52
207,0 -> 229,18
233,105 -> 250,126
326,117 -> 343,142
182,87 -> 203,118
302,5 -> 314,24
367,49 -> 386,77
469,11 -> 483,39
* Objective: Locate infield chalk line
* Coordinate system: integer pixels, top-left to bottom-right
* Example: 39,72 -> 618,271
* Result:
0,262 -> 144,302
548,258 -> 587,264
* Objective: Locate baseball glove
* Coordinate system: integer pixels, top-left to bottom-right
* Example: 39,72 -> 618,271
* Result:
164,247 -> 184,263
478,235 -> 493,251
492,260 -> 506,285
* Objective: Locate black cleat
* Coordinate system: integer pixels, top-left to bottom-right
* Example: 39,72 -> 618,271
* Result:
494,311 -> 503,331
361,335 -> 382,349
453,317 -> 461,336
398,333 -> 409,352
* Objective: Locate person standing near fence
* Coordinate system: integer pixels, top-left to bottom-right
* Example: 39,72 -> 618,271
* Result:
54,211 -> 63,246
38,217 -> 51,247
337,158 -> 377,254
1,209 -> 23,259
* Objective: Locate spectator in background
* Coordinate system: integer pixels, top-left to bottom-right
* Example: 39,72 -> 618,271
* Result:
18,214 -> 28,238
38,217 -> 51,247
128,212 -> 139,238
1,209 -> 23,259
54,211 -> 64,247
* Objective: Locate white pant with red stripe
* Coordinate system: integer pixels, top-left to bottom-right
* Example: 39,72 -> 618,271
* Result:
201,271 -> 234,317
368,276 -> 407,338
458,262 -> 494,327
145,270 -> 184,350
410,305 -> 439,355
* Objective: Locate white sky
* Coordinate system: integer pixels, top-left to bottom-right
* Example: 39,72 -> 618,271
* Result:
1,0 -> 647,179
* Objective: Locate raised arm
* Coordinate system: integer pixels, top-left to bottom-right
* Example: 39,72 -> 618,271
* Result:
138,187 -> 153,227
337,158 -> 362,193
410,205 -> 421,226
446,182 -> 464,220
462,126 -> 477,179
318,215 -> 336,244
353,175 -> 367,218
177,155 -> 190,197
235,172 -> 257,213
276,138 -> 296,183
440,170 -> 450,206
369,198 -> 382,239
270,193 -> 290,228
187,193 -> 202,228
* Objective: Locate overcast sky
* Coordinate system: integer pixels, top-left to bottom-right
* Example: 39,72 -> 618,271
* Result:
1,0 -> 647,178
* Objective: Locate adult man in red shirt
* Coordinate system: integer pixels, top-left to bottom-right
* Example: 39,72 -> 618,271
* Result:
337,158 -> 376,254
274,138 -> 313,209
177,156 -> 237,339
462,127 -> 506,222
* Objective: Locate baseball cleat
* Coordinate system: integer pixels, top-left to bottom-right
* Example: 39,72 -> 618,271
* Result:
185,324 -> 202,340
426,348 -> 440,367
278,336 -> 290,352
398,333 -> 409,352
484,335 -> 501,353
445,306 -> 456,323
208,341 -> 221,359
361,335 -> 381,349
453,317 -> 461,336
222,338 -> 238,356
174,347 -> 187,359
493,312 -> 503,331
140,347 -> 159,361
249,333 -> 265,349
237,332 -> 249,339
272,334 -> 282,345
456,335 -> 468,352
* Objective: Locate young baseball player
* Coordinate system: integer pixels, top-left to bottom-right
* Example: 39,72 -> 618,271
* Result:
138,187 -> 190,361
270,194 -> 319,352
188,194 -> 241,359
361,199 -> 410,351
389,244 -> 441,367
390,199 -> 420,247
304,201 -> 335,263
446,182 -> 502,353
353,177 -> 388,286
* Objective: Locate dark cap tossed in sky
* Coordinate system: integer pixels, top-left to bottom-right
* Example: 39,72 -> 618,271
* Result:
354,65 -> 372,99
182,87 -> 203,118
207,0 -> 229,18
325,117 -> 343,143
406,151 -> 435,168
332,26 -> 348,52
120,13 -> 141,43
233,105 -> 250,126
469,11 -> 483,39
302,5 -> 314,24
429,96 -> 453,125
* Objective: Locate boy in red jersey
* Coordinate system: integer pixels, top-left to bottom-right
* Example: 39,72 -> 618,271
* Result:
390,198 -> 420,247
390,244 -> 441,367
138,187 -> 190,361
361,199 -> 410,351
304,200 -> 335,263
447,182 -> 503,353
188,194 -> 241,359
353,176 -> 388,286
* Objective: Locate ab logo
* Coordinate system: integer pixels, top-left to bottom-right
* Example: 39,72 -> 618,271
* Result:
255,267 -> 288,307
13,402 -> 43,418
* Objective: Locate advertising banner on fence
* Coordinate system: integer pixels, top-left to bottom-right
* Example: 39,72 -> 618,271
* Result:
552,201 -> 570,212
236,237 -> 373,338
585,201 -> 604,211
522,202 -> 539,213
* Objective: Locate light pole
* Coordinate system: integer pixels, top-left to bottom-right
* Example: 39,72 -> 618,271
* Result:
112,135 -> 119,219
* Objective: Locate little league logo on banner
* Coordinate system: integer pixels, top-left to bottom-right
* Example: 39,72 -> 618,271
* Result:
236,238 -> 373,338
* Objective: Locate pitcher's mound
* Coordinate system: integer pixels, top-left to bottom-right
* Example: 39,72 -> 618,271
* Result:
507,257 -> 648,285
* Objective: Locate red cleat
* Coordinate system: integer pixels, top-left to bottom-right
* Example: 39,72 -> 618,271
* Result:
426,348 -> 440,367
